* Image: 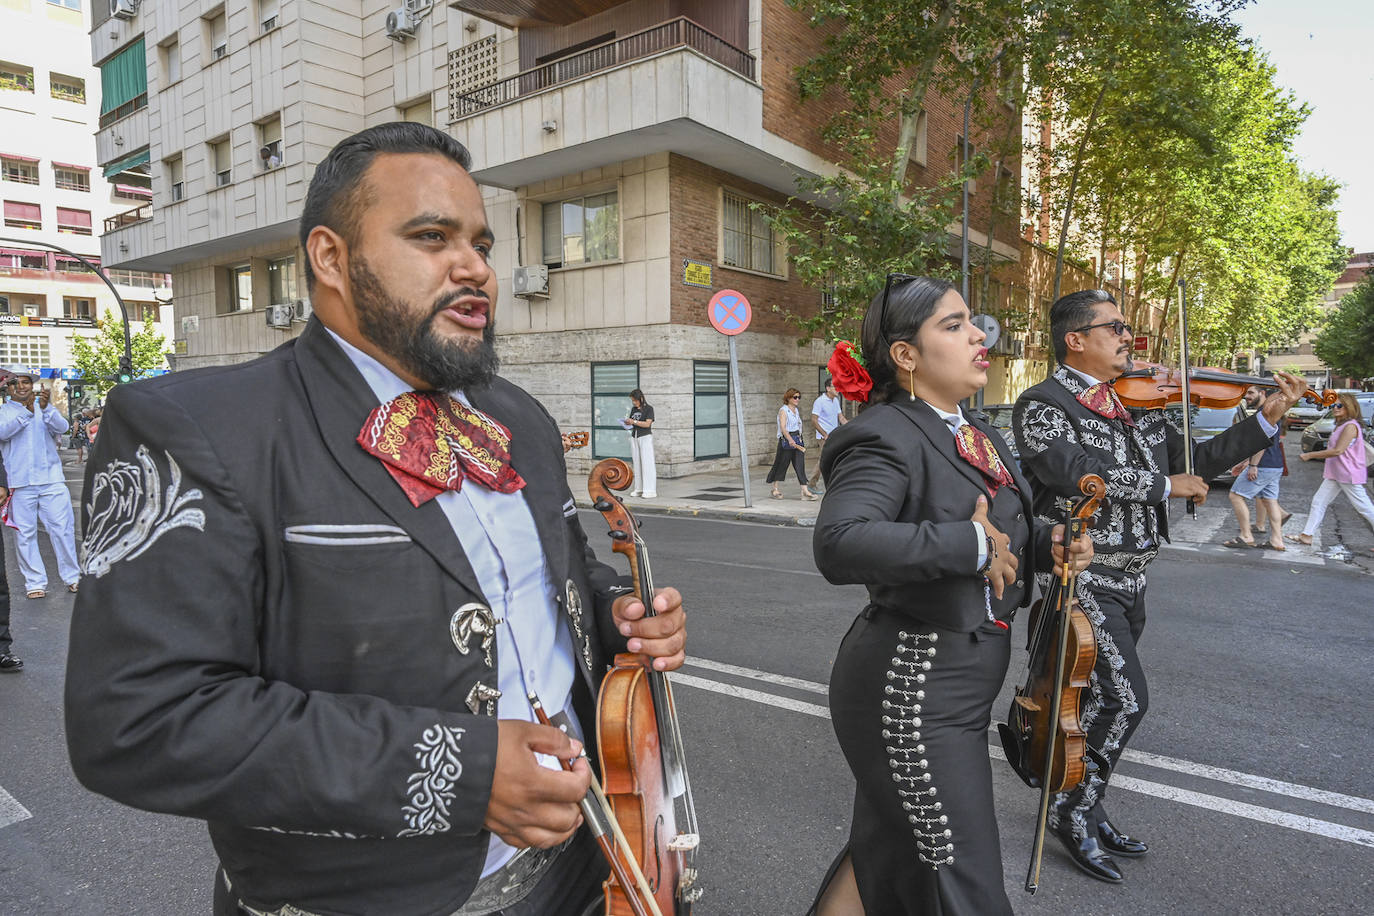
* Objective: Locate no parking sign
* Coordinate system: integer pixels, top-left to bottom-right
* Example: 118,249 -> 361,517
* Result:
708,289 -> 751,336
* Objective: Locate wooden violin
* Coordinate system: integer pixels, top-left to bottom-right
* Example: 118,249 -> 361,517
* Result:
588,459 -> 701,916
1113,362 -> 1337,411
998,473 -> 1105,894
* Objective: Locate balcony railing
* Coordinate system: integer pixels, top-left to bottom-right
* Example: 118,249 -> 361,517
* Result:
103,204 -> 150,233
99,93 -> 146,129
450,17 -> 754,122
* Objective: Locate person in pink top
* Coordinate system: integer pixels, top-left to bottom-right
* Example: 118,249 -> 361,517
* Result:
1289,393 -> 1374,552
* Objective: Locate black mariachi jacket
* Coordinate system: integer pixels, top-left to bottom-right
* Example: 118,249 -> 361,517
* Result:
813,398 -> 1056,632
1014,366 -> 1271,575
65,318 -> 628,916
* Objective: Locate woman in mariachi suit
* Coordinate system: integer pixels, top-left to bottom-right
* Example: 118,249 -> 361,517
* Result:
808,275 -> 1093,916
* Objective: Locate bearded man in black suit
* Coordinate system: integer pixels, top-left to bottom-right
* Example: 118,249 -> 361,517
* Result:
65,123 -> 686,916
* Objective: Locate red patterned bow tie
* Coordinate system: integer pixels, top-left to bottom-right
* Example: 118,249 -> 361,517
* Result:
1078,382 -> 1135,425
954,422 -> 1017,496
358,391 -> 525,507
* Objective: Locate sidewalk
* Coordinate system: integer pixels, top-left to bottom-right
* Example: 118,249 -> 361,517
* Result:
567,465 -> 822,527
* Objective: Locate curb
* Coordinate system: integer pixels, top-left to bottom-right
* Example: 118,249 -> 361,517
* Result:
572,497 -> 817,528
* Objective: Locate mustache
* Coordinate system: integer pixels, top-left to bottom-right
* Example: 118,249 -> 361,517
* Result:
432,287 -> 490,315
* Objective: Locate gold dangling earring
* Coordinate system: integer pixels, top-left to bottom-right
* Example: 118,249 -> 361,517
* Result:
908,365 -> 916,401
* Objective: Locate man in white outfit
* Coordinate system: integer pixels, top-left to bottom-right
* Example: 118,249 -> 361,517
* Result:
808,377 -> 846,491
0,369 -> 81,598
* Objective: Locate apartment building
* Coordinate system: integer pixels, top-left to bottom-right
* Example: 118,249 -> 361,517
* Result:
93,0 -> 1021,476
1263,250 -> 1370,388
1,0 -> 171,409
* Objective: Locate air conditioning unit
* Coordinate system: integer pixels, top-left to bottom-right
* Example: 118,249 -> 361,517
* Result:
266,304 -> 293,329
292,298 -> 312,322
23,304 -> 38,317
992,337 -> 1025,359
385,8 -> 418,41
110,0 -> 137,21
513,265 -> 549,298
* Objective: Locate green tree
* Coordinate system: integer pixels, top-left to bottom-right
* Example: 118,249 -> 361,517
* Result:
71,309 -> 168,396
1314,273 -> 1374,381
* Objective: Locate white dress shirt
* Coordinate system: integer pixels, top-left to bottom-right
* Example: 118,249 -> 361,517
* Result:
0,396 -> 70,488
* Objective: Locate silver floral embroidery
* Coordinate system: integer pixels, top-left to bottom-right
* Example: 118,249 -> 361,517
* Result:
81,445 -> 206,578
564,579 -> 593,671
398,724 -> 465,837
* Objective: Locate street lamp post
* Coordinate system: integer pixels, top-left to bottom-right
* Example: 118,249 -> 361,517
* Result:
0,236 -> 134,382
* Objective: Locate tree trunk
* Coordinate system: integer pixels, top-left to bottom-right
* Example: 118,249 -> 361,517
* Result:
1053,80 -> 1111,301
889,3 -> 955,196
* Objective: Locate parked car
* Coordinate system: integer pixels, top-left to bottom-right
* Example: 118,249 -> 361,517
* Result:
1301,393 -> 1374,453
978,403 -> 1020,468
1163,404 -> 1247,483
1284,402 -> 1325,430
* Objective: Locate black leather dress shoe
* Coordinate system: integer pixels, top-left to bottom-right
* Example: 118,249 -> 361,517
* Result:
0,652 -> 23,673
1098,819 -> 1148,857
1054,824 -> 1124,883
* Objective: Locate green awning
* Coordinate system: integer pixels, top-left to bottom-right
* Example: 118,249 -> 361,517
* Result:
100,38 -> 146,115
102,147 -> 150,178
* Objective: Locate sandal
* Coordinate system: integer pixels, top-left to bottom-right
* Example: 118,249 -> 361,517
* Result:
25,589 -> 45,599
67,583 -> 79,593
1222,537 -> 1255,549
1284,534 -> 1312,546
770,491 -> 783,500
1266,543 -> 1286,552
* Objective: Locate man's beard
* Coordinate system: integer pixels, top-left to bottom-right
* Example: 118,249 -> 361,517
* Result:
350,256 -> 499,392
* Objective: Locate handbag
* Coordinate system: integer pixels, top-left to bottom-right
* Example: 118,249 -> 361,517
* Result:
783,431 -> 803,450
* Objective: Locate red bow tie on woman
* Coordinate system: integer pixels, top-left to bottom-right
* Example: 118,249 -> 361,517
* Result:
358,391 -> 525,506
1077,381 -> 1135,425
953,422 -> 1017,496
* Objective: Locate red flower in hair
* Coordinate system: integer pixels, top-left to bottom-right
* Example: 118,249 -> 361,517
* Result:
828,340 -> 873,403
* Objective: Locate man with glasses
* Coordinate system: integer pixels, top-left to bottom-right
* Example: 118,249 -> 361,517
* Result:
1011,290 -> 1304,885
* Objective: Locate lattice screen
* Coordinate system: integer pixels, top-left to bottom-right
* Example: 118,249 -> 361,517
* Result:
447,36 -> 498,123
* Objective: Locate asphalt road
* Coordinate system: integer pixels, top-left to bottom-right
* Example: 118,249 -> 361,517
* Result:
1,456 -> 1371,915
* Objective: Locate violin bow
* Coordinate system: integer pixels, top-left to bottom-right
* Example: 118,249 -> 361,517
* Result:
1025,474 -> 1105,893
1177,278 -> 1196,518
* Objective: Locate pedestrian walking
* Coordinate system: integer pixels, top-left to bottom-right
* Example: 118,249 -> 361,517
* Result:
0,369 -> 81,599
0,456 -> 18,673
1223,386 -> 1289,550
64,122 -> 688,916
808,274 -> 1092,915
807,377 -> 846,492
625,387 -> 657,498
70,408 -> 93,462
1013,289 -> 1303,885
766,388 -> 818,500
1289,393 -> 1374,551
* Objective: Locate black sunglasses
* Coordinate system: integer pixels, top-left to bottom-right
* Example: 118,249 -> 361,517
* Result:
875,272 -> 921,349
1073,319 -> 1133,337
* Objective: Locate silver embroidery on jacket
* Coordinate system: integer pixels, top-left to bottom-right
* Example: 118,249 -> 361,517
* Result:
884,630 -> 953,870
81,445 -> 206,578
398,724 -> 465,837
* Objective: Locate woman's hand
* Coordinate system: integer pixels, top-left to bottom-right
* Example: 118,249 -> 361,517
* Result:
971,496 -> 1016,599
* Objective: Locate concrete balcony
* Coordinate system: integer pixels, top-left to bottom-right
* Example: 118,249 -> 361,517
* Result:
100,209 -> 155,269
97,105 -> 149,173
448,17 -> 813,196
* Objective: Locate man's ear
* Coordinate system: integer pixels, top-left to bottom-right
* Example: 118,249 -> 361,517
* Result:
1064,331 -> 1086,355
307,225 -> 349,298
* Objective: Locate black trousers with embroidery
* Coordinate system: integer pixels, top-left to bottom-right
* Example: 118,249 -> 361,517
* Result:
818,606 -> 1014,916
1050,570 -> 1150,838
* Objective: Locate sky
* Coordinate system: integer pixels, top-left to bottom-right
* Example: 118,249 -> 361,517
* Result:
1233,0 -> 1374,254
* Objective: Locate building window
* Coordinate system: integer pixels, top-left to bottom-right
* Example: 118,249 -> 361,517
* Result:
48,0 -> 82,9
0,61 -> 34,93
108,268 -> 170,288
0,249 -> 47,269
258,116 -> 283,169
63,297 -> 93,319
400,97 -> 432,126
590,361 -> 637,459
1,156 -> 39,185
54,165 -> 91,191
722,190 -> 783,276
206,10 -> 228,62
54,253 -> 97,274
693,360 -> 730,459
0,295 -> 6,313
268,255 -> 296,303
50,72 -> 86,103
98,38 -> 147,127
905,109 -> 928,167
541,192 -> 619,268
210,137 -> 231,187
230,264 -> 253,312
257,0 -> 279,32
0,335 -> 51,365
56,207 -> 93,235
3,200 -> 41,231
160,36 -> 181,85
130,301 -> 159,322
164,155 -> 184,202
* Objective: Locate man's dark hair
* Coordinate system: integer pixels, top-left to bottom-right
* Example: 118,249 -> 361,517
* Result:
298,122 -> 474,291
860,275 -> 955,406
1050,289 -> 1116,364
824,377 -> 834,388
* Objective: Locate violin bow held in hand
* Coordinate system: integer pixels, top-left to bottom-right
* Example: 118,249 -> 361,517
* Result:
588,458 -> 702,916
1177,279 -> 1197,518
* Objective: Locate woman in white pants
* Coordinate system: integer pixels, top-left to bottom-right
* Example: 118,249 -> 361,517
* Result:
1289,394 -> 1374,552
626,388 -> 657,498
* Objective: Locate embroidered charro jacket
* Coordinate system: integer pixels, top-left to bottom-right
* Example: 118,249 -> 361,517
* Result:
64,318 -> 629,916
1013,366 -> 1271,576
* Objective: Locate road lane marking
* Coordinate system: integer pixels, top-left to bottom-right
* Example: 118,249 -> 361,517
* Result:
677,658 -> 1374,846
675,557 -> 826,577
682,658 -> 828,695
0,786 -> 32,829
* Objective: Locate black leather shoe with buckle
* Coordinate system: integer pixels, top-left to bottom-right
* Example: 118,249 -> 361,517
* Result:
1098,819 -> 1148,857
0,652 -> 23,673
1054,823 -> 1124,883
